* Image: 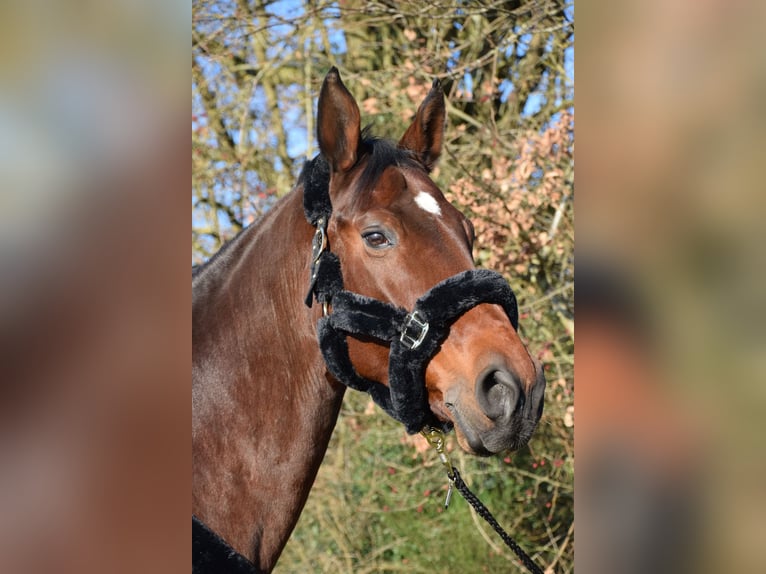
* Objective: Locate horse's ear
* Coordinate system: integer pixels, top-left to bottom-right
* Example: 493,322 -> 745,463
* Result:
398,79 -> 445,172
317,67 -> 361,173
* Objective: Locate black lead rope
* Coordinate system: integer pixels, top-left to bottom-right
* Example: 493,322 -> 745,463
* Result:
421,428 -> 545,574
451,467 -> 544,574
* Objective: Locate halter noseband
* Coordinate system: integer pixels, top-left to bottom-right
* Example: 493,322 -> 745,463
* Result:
303,154 -> 520,435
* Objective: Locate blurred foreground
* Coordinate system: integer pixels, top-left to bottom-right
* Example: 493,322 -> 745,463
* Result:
0,2 -> 189,573
577,0 -> 766,571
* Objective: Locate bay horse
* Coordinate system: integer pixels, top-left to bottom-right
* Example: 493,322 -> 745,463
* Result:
192,68 -> 546,572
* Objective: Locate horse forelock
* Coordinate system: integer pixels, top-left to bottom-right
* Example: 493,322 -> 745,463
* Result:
300,128 -> 424,209
354,128 -> 421,193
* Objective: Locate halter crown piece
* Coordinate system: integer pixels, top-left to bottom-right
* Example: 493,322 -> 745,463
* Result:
302,154 -> 520,434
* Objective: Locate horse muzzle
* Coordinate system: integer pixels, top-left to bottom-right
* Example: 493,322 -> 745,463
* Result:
446,363 -> 546,455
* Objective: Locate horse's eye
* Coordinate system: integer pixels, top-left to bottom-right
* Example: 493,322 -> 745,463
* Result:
362,231 -> 391,249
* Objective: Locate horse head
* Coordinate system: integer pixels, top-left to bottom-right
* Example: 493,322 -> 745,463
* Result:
314,69 -> 545,455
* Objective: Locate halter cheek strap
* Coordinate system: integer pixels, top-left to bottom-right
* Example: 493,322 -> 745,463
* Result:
302,154 -> 520,434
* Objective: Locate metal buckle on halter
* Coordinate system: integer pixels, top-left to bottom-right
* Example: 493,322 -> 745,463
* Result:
400,311 -> 429,350
310,217 -> 328,269
306,218 -> 328,307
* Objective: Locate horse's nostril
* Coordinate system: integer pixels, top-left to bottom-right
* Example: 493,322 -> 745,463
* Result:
476,368 -> 521,421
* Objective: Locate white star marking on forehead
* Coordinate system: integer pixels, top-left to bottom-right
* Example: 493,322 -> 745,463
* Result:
414,191 -> 442,216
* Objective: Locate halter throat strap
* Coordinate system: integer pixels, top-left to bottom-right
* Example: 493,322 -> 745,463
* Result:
301,154 -> 519,434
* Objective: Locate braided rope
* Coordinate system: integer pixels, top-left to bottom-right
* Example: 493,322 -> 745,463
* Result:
451,467 -> 544,574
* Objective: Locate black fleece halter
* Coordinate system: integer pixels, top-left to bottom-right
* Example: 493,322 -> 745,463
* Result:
302,154 -> 520,434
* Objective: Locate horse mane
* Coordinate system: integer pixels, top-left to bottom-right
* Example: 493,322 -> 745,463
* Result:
192,226 -> 250,283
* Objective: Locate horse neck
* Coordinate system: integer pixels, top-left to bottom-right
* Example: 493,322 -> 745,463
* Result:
192,187 -> 346,571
